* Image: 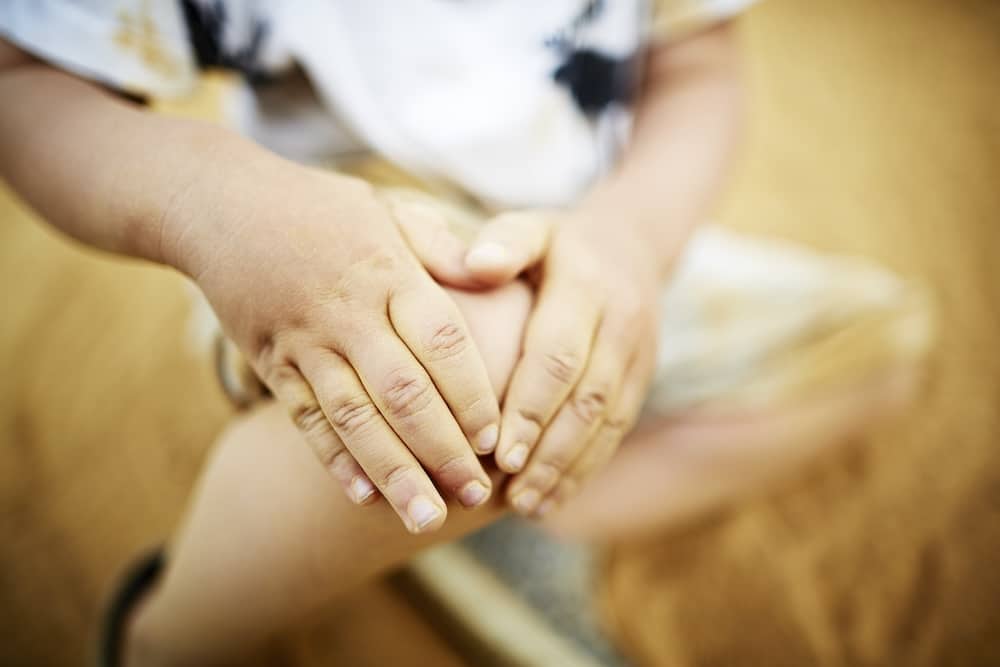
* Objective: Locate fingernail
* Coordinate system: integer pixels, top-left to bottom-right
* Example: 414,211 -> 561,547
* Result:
407,495 -> 443,532
513,488 -> 541,515
466,242 -> 508,270
504,443 -> 529,472
459,480 -> 491,508
474,423 -> 499,454
350,476 -> 376,504
535,499 -> 556,518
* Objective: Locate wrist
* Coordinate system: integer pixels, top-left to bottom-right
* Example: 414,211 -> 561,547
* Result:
129,119 -> 245,273
570,198 -> 678,288
151,121 -> 375,278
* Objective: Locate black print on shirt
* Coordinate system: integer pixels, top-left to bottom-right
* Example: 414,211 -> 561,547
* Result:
547,0 -> 638,115
180,0 -> 271,83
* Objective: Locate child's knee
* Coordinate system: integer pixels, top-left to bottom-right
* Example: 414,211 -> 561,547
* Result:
445,280 -> 532,395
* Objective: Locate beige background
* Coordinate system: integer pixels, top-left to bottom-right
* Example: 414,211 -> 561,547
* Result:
606,1 -> 1000,665
1,0 -> 998,664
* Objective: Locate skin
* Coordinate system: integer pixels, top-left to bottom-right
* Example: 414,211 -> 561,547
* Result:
406,25 -> 747,516
125,284 -> 530,666
0,23 -> 745,527
0,21 -> 912,666
125,281 -> 913,666
0,39 -> 503,533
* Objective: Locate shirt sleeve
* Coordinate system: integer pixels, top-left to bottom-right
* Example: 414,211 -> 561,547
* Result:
651,0 -> 760,41
0,0 -> 199,98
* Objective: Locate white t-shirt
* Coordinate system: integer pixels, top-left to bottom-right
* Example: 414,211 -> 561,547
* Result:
0,0 -> 756,208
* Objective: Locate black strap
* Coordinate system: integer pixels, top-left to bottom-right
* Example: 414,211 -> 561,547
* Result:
97,548 -> 166,667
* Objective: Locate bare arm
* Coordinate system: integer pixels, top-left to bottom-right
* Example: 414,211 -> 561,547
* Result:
0,39 -> 213,263
0,38 -> 504,532
122,26 -> 749,663
472,24 -> 748,513
580,22 -> 746,279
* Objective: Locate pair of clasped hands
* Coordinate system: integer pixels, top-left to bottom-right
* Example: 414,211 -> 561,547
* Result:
177,168 -> 661,533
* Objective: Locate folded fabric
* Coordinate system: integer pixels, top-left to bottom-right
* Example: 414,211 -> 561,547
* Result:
647,224 -> 932,415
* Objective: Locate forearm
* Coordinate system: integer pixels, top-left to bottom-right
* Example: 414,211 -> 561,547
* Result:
0,41 -> 303,270
579,23 -> 745,279
0,56 -> 175,262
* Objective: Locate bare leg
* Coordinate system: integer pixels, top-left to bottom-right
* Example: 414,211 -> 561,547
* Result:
127,282 -> 532,666
127,283 -> 910,665
544,367 -> 917,541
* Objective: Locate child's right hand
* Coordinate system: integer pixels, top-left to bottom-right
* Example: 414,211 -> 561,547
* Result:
164,163 -> 498,533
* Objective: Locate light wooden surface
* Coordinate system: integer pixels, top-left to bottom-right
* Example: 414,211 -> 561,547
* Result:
605,1 -> 1000,665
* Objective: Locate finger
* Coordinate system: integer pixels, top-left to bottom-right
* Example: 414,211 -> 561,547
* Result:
385,196 -> 479,289
267,363 -> 379,506
547,343 -> 654,509
340,321 -> 494,509
556,414 -> 628,503
494,278 -> 601,474
390,281 -> 502,456
464,210 -> 554,284
505,319 -> 631,515
297,350 -> 450,533
538,421 -> 619,517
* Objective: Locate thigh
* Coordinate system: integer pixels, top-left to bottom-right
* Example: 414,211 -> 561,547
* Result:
130,282 -> 532,664
544,367 -> 916,541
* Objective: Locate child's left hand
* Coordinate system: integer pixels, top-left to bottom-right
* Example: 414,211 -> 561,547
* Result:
396,204 -> 663,516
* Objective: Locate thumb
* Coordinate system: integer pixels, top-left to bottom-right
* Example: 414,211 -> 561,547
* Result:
464,210 -> 554,285
383,194 -> 480,289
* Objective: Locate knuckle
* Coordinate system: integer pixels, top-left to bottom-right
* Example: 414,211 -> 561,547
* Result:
355,245 -> 406,276
291,403 -> 329,438
368,245 -> 408,273
599,416 -> 630,443
544,445 -> 579,472
571,387 -> 609,425
425,321 -> 468,361
314,441 -> 350,472
540,348 -> 582,385
516,406 -> 547,430
266,361 -> 301,389
312,282 -> 357,313
381,371 -> 434,419
328,396 -> 380,436
380,462 -> 414,491
533,462 -> 564,487
602,417 -> 626,436
432,452 -> 472,480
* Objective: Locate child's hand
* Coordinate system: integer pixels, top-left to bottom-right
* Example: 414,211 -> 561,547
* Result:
166,166 -> 499,533
398,207 -> 661,516
473,212 -> 661,516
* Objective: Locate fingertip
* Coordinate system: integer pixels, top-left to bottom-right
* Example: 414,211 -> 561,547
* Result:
496,442 -> 530,473
349,475 -> 378,505
465,243 -> 523,285
465,241 -> 509,271
473,423 -> 500,455
405,494 -> 447,534
510,487 -> 542,516
458,479 -> 492,508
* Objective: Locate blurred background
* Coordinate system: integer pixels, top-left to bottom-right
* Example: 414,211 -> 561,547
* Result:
2,0 -> 999,665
